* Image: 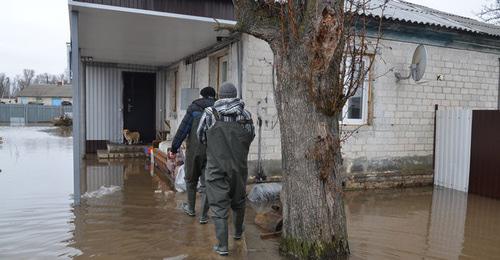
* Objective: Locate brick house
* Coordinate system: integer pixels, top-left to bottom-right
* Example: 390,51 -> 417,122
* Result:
68,0 -> 500,190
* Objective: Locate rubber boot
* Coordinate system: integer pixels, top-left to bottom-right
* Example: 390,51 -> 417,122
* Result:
183,183 -> 196,216
233,207 -> 245,240
213,218 -> 229,256
199,192 -> 209,224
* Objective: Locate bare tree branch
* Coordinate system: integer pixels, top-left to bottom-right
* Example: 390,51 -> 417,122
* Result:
478,0 -> 500,24
229,0 -> 283,42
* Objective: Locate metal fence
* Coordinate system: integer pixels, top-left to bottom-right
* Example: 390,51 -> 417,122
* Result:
434,109 -> 473,192
0,104 -> 72,123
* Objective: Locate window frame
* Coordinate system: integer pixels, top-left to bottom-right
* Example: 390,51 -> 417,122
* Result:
340,56 -> 372,126
216,54 -> 229,94
172,70 -> 178,113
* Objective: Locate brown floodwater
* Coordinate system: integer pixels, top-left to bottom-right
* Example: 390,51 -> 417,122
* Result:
1,126 -> 500,259
345,187 -> 500,259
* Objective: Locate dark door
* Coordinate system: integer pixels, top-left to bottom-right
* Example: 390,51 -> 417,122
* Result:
469,110 -> 500,199
123,72 -> 156,144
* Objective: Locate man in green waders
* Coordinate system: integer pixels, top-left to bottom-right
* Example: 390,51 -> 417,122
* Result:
197,83 -> 255,256
169,86 -> 216,224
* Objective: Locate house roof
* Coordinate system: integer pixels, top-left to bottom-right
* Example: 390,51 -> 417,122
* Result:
17,85 -> 72,98
367,0 -> 500,37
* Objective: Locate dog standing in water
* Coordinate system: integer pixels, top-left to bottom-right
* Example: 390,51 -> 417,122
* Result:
123,129 -> 140,145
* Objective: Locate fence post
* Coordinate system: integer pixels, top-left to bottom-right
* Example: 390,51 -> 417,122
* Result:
432,104 -> 439,185
24,105 -> 28,124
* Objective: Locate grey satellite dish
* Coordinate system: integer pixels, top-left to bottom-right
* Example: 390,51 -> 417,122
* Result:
395,44 -> 427,82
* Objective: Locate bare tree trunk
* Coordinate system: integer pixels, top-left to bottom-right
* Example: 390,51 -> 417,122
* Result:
274,51 -> 349,259
227,0 -> 380,258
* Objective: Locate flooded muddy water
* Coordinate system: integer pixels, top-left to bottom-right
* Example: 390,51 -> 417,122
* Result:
345,187 -> 500,259
1,126 -> 500,259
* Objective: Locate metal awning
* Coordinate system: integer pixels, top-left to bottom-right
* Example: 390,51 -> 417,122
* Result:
69,1 -> 235,66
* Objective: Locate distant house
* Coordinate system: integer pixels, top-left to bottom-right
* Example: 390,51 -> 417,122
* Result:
17,84 -> 72,106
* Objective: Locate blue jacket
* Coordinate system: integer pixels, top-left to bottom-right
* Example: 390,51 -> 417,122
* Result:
170,97 -> 215,153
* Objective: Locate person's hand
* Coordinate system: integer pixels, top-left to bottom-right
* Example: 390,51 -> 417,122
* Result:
168,151 -> 176,159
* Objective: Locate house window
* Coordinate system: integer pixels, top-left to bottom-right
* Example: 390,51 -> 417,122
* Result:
217,54 -> 229,94
221,61 -> 228,82
171,70 -> 178,113
341,58 -> 370,125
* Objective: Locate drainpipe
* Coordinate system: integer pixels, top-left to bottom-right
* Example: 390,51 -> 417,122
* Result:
237,35 -> 243,99
82,61 -> 86,155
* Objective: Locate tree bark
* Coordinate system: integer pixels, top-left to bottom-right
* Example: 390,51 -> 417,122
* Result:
228,1 -> 364,258
274,49 -> 349,259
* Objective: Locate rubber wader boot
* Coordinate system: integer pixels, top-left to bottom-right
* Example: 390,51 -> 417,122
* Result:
199,172 -> 210,224
233,207 -> 245,240
183,116 -> 207,217
213,218 -> 229,256
205,110 -> 254,254
182,194 -> 195,216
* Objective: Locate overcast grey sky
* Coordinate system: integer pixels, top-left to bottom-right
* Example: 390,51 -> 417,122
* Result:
0,0 -> 491,79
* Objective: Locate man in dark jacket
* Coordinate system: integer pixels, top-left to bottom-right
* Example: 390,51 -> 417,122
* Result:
169,86 -> 216,224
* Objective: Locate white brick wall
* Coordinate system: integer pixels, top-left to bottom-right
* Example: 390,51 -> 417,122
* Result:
164,35 -> 499,171
167,46 -> 237,138
242,35 -> 281,161
342,39 -> 499,171
167,57 -> 211,134
238,36 -> 500,169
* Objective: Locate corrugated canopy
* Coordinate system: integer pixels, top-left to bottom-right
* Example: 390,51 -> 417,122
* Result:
17,85 -> 73,98
367,0 -> 500,37
69,1 -> 234,66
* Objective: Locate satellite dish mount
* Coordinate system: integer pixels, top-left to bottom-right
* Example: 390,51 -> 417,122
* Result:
395,44 -> 427,82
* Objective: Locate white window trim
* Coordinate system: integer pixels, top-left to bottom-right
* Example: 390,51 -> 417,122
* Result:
341,79 -> 370,125
340,57 -> 371,126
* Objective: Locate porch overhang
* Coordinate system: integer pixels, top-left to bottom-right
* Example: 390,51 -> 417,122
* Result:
69,1 -> 235,66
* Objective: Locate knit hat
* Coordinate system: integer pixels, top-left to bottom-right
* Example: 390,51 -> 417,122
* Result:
200,86 -> 216,98
219,82 -> 237,99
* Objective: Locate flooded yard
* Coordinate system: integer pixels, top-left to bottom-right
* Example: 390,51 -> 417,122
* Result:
1,126 -> 500,259
345,187 -> 500,259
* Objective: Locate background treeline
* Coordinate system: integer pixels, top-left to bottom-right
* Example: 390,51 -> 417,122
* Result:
0,69 -> 69,98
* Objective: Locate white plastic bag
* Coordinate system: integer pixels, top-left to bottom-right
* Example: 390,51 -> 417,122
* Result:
175,165 -> 186,192
158,141 -> 170,154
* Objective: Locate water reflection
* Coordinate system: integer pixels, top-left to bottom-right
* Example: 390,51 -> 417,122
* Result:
71,158 -> 250,259
40,126 -> 73,138
82,160 -> 125,193
345,187 -> 500,259
0,126 -> 77,258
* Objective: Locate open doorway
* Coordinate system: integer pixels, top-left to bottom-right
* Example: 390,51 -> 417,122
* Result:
123,72 -> 156,144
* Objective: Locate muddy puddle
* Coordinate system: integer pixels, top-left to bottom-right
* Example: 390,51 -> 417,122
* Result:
1,126 -> 500,259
